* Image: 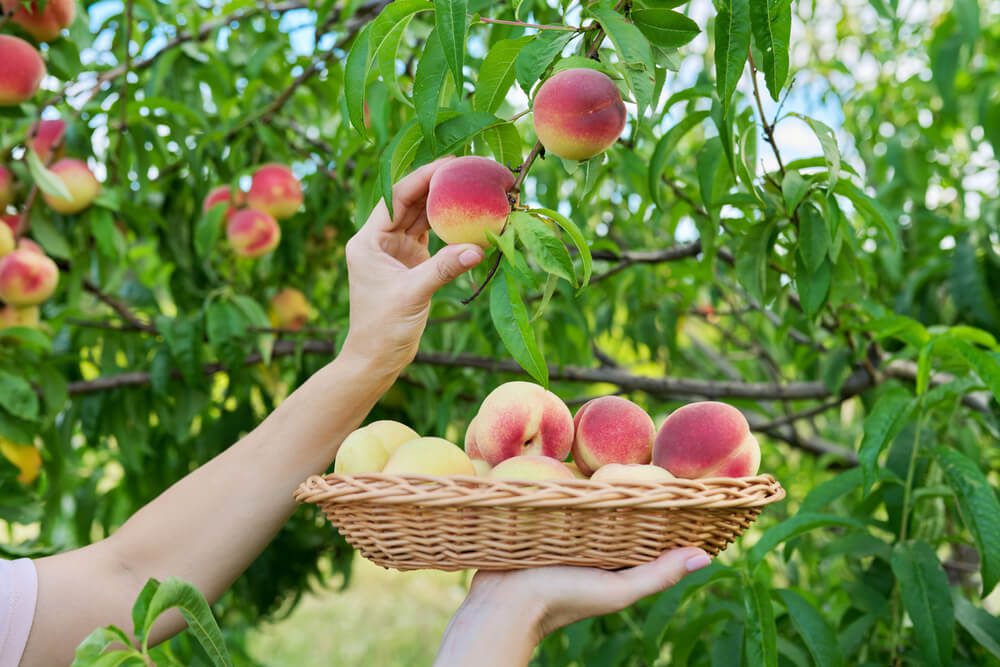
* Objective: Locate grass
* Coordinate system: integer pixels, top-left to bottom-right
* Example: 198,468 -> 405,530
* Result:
247,556 -> 469,666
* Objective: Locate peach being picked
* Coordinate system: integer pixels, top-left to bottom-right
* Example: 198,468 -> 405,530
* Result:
426,156 -> 515,247
247,164 -> 303,220
590,463 -> 675,483
488,455 -> 575,481
468,381 -> 574,467
571,396 -> 655,476
269,288 -> 311,331
0,246 -> 59,306
28,119 -> 67,164
333,420 -> 419,474
0,166 -> 14,210
532,68 -> 627,161
226,209 -> 281,258
1,0 -> 75,42
382,437 -> 476,477
0,35 -> 46,106
653,402 -> 761,478
42,159 -> 101,214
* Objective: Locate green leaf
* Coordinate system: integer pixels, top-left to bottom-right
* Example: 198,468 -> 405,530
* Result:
589,6 -> 654,71
797,202 -> 829,271
748,0 -> 792,99
71,626 -> 140,667
790,113 -> 841,186
474,37 -> 532,114
714,0 -> 751,117
344,26 -> 371,137
748,512 -> 868,570
488,231 -> 535,288
28,215 -> 72,260
743,571 -> 778,667
648,110 -> 710,210
0,370 -> 39,422
131,579 -> 159,643
530,207 -> 592,287
490,267 -> 548,385
195,203 -> 226,260
940,337 -> 1000,405
435,0 -> 468,89
935,447 -> 1000,596
781,171 -> 809,213
890,541 -> 954,667
26,149 -> 72,200
515,31 -> 574,93
734,220 -> 774,303
511,212 -> 576,285
413,30 -> 448,149
833,181 -> 896,248
482,122 -> 524,167
953,595 -> 1000,660
379,119 -> 423,219
795,254 -> 831,318
858,387 -> 916,493
631,8 -> 701,48
775,590 -> 843,667
139,577 -> 232,666
532,273 -> 560,322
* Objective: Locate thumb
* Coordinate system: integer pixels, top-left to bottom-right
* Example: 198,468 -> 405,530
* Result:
615,548 -> 712,602
412,244 -> 485,300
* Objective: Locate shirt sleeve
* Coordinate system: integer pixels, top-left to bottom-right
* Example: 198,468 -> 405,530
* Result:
0,558 -> 37,667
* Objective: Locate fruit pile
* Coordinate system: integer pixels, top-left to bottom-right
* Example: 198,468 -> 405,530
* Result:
335,381 -> 761,483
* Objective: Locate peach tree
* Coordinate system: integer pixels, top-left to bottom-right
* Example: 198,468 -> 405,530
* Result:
1,0 -> 998,665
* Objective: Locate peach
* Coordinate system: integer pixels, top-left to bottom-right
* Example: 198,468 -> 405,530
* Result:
532,68 -> 627,161
42,158 -> 100,214
488,455 -> 575,481
382,437 -> 476,477
28,119 -> 66,164
0,438 -> 42,484
269,288 -> 311,331
590,463 -> 675,483
464,417 -> 483,460
17,238 -> 43,254
0,223 -> 13,257
226,209 -> 281,258
202,185 -> 243,220
334,429 -> 390,474
0,304 -> 39,328
0,247 -> 58,306
653,402 -> 761,478
2,214 -> 23,236
247,164 -> 303,220
471,459 -> 492,477
0,165 -> 14,209
2,0 -> 75,42
0,35 -> 45,106
364,420 -> 420,456
469,382 -> 574,466
425,156 -> 515,247
564,461 -> 588,479
571,396 -> 655,476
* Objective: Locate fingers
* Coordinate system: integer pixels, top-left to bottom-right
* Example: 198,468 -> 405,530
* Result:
364,157 -> 456,234
613,548 -> 712,604
410,244 -> 485,302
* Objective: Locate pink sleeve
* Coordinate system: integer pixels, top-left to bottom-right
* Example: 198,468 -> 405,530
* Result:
0,559 -> 37,667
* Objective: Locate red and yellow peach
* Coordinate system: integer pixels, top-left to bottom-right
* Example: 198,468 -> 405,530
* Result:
0,166 -> 14,209
2,0 -> 75,42
42,158 -> 100,214
590,463 -> 675,483
532,68 -> 627,161
426,156 -> 515,247
28,118 -> 67,164
488,455 -> 576,481
652,402 -> 761,478
269,288 -> 312,331
571,396 -> 655,476
0,246 -> 59,306
202,185 -> 242,220
0,223 -> 13,257
226,209 -> 281,258
0,35 -> 45,106
2,214 -> 23,236
468,382 -> 574,467
247,164 -> 303,220
0,304 -> 39,329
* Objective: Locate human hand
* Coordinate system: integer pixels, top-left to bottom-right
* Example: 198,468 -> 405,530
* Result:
435,548 -> 712,666
340,157 -> 485,372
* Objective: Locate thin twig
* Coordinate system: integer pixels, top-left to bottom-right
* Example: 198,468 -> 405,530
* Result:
461,252 -> 503,305
747,50 -> 785,175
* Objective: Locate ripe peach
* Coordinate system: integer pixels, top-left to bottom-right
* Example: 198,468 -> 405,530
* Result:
202,185 -> 243,220
426,156 -> 515,247
365,420 -> 420,457
571,396 -> 655,476
488,455 -> 575,481
532,68 -> 627,161
269,288 -> 311,331
2,214 -> 23,236
334,429 -> 390,474
471,459 -> 492,477
590,463 -> 675,483
0,247 -> 58,306
382,437 -> 476,477
0,304 -> 39,328
17,238 -> 43,254
27,118 -> 66,164
464,417 -> 483,460
247,164 -> 303,220
653,402 -> 761,478
0,35 -> 45,106
42,158 -> 100,214
0,165 -> 14,209
469,381 -> 574,466
564,461 -> 588,479
0,223 -> 13,257
226,209 -> 281,258
2,0 -> 75,42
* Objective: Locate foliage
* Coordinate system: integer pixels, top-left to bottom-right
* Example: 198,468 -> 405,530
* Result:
0,0 -> 998,665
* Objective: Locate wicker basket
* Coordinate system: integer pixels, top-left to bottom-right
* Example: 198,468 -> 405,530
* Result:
295,473 -> 784,571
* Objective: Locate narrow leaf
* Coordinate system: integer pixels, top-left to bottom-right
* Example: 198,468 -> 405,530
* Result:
790,113 -> 841,186
890,541 -> 954,667
530,207 -> 592,287
775,589 -> 843,667
858,388 -> 916,494
435,0 -> 468,89
743,571 -> 778,667
748,512 -> 867,570
714,0 -> 751,116
412,30 -> 447,148
648,110 -> 710,210
798,203 -> 829,271
141,577 -> 232,667
515,31 -> 574,93
632,8 -> 701,48
748,0 -> 792,99
474,37 -> 532,113
953,595 -> 1000,660
490,268 -> 548,385
511,212 -> 576,285
344,26 -> 371,137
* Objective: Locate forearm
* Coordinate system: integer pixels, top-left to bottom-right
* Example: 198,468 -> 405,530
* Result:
435,585 -> 543,667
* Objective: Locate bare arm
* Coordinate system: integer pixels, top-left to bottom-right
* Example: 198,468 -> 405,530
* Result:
22,157 -> 485,665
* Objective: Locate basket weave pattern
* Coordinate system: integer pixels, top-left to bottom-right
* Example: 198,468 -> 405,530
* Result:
295,473 -> 785,571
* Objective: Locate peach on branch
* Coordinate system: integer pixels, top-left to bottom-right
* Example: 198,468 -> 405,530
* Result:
42,158 -> 100,214
247,164 -> 303,220
0,165 -> 14,209
203,185 -> 243,220
0,304 -> 39,329
590,463 -> 675,483
28,119 -> 66,163
0,247 -> 58,306
532,68 -> 627,161
653,402 -> 761,478
0,35 -> 45,106
0,223 -> 13,257
226,209 -> 281,258
2,214 -> 23,236
2,0 -> 75,42
382,437 -> 476,477
426,156 -> 515,247
269,288 -> 311,331
488,455 -> 575,481
571,396 -> 655,476
469,381 -> 574,467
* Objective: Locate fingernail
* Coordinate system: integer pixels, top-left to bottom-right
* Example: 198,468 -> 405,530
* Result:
459,249 -> 484,267
685,554 -> 712,573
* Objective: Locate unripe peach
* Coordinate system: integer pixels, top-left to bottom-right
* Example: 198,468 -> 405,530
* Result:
2,0 -> 75,42
653,402 -> 761,478
27,118 -> 66,163
0,165 -> 14,209
247,164 -> 303,220
42,158 -> 101,214
0,223 -> 13,257
0,247 -> 58,306
426,156 -> 515,247
382,437 -> 476,477
488,455 -> 575,481
269,288 -> 311,331
226,209 -> 281,258
571,396 -> 655,476
2,214 -> 23,236
470,381 -> 574,466
0,35 -> 45,106
202,185 -> 242,220
533,68 -> 627,161
590,463 -> 675,483
0,304 -> 39,328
